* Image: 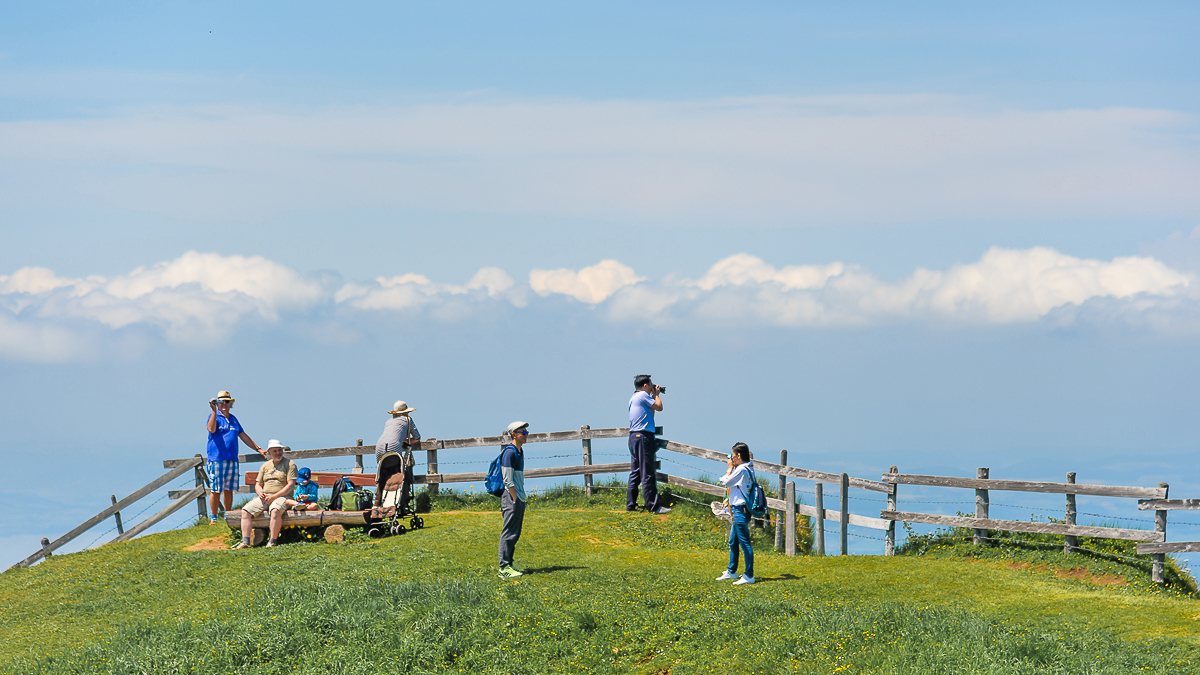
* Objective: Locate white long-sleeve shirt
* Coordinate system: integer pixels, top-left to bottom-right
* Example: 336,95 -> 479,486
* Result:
718,462 -> 754,506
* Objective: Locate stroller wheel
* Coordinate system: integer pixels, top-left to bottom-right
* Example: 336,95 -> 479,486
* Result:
397,524 -> 407,535
411,516 -> 424,529
367,526 -> 383,539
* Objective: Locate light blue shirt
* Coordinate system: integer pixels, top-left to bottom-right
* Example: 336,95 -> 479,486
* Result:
628,390 -> 656,433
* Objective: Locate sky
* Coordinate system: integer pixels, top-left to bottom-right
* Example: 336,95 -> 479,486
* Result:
1,2 -> 1199,569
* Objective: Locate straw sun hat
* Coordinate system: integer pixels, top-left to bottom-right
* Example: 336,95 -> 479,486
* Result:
388,400 -> 416,415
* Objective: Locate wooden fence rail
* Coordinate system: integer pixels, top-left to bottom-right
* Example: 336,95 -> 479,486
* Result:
24,428 -> 1186,579
880,469 -> 1174,583
10,456 -> 204,569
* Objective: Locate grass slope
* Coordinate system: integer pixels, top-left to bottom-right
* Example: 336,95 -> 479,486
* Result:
1,487 -> 1197,674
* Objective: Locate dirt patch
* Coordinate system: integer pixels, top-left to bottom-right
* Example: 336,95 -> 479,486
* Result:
184,536 -> 227,551
1004,561 -> 1126,586
577,534 -> 626,547
1055,567 -> 1089,581
1051,567 -> 1126,585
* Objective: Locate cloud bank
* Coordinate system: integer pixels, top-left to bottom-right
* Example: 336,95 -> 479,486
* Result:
0,247 -> 1191,362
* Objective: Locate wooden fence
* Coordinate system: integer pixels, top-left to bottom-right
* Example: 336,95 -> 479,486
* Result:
879,468 -> 1174,582
9,429 -> 1185,583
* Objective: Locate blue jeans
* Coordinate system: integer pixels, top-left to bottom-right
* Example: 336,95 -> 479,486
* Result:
727,505 -> 754,578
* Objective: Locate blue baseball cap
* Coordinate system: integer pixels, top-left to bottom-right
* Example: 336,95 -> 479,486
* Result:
297,467 -> 312,485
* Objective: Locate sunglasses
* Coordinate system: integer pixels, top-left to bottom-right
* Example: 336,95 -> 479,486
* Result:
515,429 -> 529,436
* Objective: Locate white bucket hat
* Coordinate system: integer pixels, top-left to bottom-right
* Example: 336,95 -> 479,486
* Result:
266,439 -> 286,450
388,400 -> 416,415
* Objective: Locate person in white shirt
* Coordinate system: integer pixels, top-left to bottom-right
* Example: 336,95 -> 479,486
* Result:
716,442 -> 756,585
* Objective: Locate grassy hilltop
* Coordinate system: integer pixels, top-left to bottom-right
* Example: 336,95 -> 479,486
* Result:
1,485 -> 1198,674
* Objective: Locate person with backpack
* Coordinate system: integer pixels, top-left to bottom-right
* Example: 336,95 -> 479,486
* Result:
497,421 -> 529,579
716,442 -> 756,585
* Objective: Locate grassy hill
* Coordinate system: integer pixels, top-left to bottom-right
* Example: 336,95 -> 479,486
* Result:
2,485 -> 1197,674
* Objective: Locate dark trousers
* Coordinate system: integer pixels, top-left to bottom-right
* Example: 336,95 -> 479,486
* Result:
498,490 -> 526,568
627,431 -> 660,511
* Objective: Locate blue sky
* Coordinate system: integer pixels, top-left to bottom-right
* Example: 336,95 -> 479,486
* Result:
2,2 -> 1199,568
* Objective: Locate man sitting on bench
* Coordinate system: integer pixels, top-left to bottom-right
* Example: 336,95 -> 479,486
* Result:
234,440 -> 297,549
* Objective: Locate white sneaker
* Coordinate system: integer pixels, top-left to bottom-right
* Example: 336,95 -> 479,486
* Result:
715,571 -> 737,581
733,575 -> 756,585
653,506 -> 672,515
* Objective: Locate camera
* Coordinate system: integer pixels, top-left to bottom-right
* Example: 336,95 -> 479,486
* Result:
655,384 -> 666,394
209,398 -> 217,405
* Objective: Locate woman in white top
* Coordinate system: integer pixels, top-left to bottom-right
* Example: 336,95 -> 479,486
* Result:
716,442 -> 756,585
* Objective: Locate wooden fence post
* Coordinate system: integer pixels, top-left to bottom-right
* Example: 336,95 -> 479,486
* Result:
785,481 -> 796,556
815,482 -> 825,557
974,468 -> 989,545
1064,472 -> 1077,554
110,496 -> 124,536
581,425 -> 593,497
1154,482 -> 1169,584
840,473 -> 849,556
775,449 -> 787,551
885,465 -> 897,556
193,454 -> 208,521
353,439 -> 364,474
426,438 -> 439,495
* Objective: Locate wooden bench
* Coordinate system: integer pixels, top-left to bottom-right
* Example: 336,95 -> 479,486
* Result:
243,470 -> 377,488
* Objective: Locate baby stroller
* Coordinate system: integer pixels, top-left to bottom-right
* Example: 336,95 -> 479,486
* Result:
368,450 -> 425,537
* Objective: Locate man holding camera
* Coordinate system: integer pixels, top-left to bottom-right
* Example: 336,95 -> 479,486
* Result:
206,390 -> 266,524
628,374 -> 670,514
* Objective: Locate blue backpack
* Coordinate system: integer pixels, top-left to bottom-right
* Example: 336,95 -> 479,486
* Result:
484,445 -> 513,497
745,467 -> 767,519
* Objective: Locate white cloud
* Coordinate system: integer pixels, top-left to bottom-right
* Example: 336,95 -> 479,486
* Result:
606,249 -> 1192,327
1,97 -> 1196,225
695,253 -> 845,291
0,247 -> 1193,362
530,260 -> 644,304
0,267 -> 81,295
1,251 -> 326,344
897,247 -> 1190,322
335,267 -> 521,311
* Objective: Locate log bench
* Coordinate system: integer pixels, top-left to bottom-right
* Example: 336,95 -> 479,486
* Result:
224,509 -> 371,546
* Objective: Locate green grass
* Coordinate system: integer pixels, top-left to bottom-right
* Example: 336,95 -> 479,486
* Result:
1,483 -> 1198,674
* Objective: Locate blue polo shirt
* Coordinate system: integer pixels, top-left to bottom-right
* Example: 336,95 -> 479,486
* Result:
206,412 -> 244,461
628,391 -> 656,433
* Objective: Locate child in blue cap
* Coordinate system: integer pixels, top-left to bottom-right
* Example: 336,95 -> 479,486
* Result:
283,467 -> 321,512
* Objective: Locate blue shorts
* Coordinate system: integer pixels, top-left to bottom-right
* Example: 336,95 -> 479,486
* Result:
206,459 -> 241,493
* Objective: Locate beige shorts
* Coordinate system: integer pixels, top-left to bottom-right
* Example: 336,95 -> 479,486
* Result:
243,495 -> 288,516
